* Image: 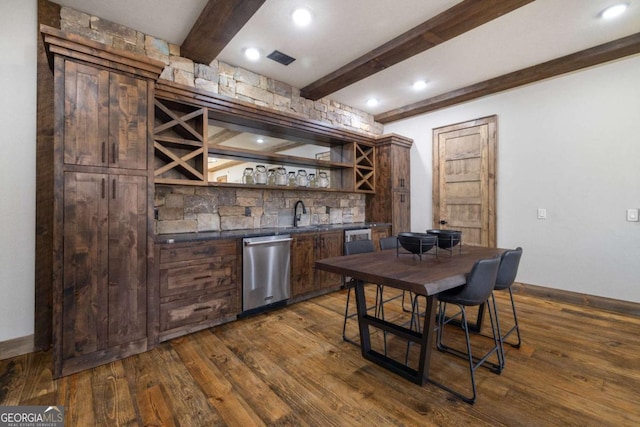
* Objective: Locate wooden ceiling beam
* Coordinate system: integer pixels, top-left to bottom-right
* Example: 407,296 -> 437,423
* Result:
300,0 -> 534,101
181,0 -> 266,65
374,32 -> 640,124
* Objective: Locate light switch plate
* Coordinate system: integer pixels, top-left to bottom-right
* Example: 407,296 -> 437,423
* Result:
537,208 -> 547,220
627,208 -> 639,222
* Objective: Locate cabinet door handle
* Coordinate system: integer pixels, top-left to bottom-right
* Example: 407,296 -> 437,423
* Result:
112,178 -> 116,199
112,143 -> 117,164
400,194 -> 405,203
101,142 -> 106,163
193,306 -> 212,312
101,178 -> 106,199
193,275 -> 212,281
400,178 -> 404,188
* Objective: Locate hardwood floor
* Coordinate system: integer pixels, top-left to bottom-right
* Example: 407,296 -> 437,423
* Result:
2,288 -> 640,426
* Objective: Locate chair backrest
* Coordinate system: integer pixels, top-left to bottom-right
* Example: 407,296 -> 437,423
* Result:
441,256 -> 500,306
495,247 -> 523,290
344,239 -> 375,255
379,236 -> 398,250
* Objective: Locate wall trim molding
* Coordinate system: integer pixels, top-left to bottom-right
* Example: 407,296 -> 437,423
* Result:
512,283 -> 640,317
0,334 -> 34,361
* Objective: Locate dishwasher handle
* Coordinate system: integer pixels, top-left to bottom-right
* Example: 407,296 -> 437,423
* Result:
244,237 -> 293,247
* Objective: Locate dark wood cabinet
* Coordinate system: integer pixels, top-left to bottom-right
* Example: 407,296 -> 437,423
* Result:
62,172 -> 148,361
291,230 -> 343,299
316,230 -> 344,291
291,233 -> 316,298
371,225 -> 392,250
63,61 -> 149,170
44,26 -> 164,377
154,239 -> 240,342
367,134 -> 413,236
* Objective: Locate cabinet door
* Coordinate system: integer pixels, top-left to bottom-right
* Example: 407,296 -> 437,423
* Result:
62,172 -> 109,360
108,175 -> 148,346
63,62 -> 109,167
291,233 -> 316,298
371,227 -> 391,250
316,231 -> 343,291
109,73 -> 148,170
393,145 -> 410,191
393,191 -> 411,235
63,62 -> 148,170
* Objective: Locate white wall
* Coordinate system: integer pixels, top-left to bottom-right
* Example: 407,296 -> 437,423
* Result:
0,0 -> 37,341
385,55 -> 640,303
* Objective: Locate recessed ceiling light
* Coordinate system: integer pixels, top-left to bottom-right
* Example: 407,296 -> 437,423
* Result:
292,8 -> 312,26
600,3 -> 628,19
366,98 -> 379,107
244,47 -> 261,61
412,80 -> 427,90
256,138 -> 265,144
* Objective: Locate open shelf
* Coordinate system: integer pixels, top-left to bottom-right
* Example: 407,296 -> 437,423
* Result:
153,90 -> 376,193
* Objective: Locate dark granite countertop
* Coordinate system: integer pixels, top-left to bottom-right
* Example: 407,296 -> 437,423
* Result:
155,222 -> 392,244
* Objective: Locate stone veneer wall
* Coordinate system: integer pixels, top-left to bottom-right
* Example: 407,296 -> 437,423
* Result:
59,6 -> 376,233
59,7 -> 384,136
155,186 -> 366,233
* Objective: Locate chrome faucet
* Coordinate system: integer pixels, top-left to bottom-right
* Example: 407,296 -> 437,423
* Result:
293,200 -> 307,227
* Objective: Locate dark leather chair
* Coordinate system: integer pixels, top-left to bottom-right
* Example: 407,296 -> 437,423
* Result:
491,247 -> 523,370
433,256 -> 502,404
342,239 -> 381,347
378,236 -> 397,250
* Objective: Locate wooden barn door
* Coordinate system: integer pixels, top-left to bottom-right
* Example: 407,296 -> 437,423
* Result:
432,116 -> 497,247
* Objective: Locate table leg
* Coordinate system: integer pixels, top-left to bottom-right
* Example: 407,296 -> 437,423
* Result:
416,295 -> 437,385
353,280 -> 436,386
353,279 -> 371,354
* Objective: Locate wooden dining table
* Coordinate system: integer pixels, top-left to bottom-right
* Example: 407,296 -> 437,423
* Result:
315,245 -> 504,386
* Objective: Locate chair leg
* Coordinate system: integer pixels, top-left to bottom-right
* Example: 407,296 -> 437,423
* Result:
502,288 -> 522,348
376,285 -> 388,356
430,304 -> 478,404
404,293 -> 423,365
401,291 -> 413,312
342,286 -> 358,345
490,292 -> 505,371
432,299 -> 503,403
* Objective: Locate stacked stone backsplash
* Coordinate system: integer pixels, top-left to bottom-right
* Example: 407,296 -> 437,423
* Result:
59,7 -> 384,136
155,186 -> 366,234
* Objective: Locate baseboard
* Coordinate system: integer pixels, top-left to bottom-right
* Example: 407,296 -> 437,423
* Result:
0,334 -> 35,361
512,282 -> 640,317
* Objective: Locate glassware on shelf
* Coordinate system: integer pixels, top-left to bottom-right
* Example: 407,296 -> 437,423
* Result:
267,168 -> 276,186
276,167 -> 287,186
255,165 -> 267,184
242,167 -> 254,184
318,171 -> 329,188
309,173 -> 317,188
296,170 -> 308,187
287,171 -> 296,186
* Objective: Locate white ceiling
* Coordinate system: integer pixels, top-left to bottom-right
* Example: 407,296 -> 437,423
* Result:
54,0 -> 640,117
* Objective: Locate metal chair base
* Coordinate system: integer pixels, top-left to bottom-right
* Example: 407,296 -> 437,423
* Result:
433,300 -> 503,404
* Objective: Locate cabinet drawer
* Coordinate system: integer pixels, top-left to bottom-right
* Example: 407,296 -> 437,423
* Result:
160,290 -> 237,332
159,257 -> 236,297
158,239 -> 236,264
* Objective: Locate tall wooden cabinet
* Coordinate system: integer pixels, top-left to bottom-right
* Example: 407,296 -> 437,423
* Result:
367,134 -> 413,236
43,26 -> 164,377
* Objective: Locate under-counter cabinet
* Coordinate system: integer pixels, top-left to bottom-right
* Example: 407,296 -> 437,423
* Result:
44,26 -> 164,377
152,239 -> 240,343
371,225 -> 392,250
291,230 -> 344,299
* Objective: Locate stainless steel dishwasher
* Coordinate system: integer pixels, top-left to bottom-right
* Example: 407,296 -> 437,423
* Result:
242,234 -> 292,314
